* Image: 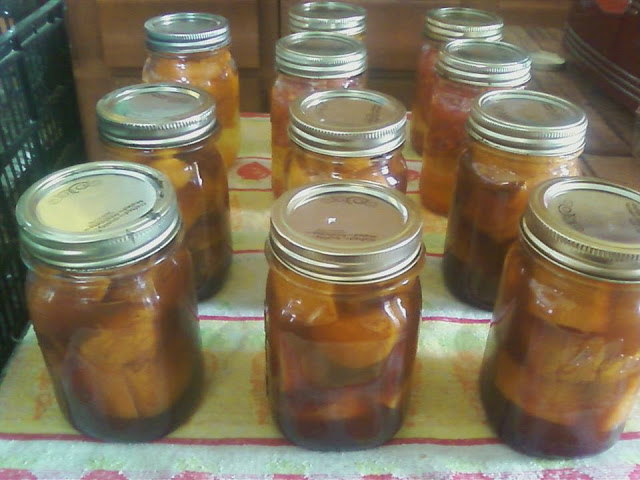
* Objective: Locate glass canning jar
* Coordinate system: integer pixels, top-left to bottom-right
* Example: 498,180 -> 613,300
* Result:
410,7 -> 503,155
443,90 -> 587,310
264,180 -> 425,450
481,177 -> 640,457
285,89 -> 408,194
288,1 -> 367,40
16,161 -> 203,442
142,12 -> 240,168
96,83 -> 231,300
271,32 -> 367,197
418,39 -> 531,215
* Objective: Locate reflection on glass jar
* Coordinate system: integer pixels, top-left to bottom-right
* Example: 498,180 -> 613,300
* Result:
443,90 -> 587,309
16,161 -> 203,442
481,177 -> 640,457
410,7 -> 503,155
418,39 -> 531,215
288,1 -> 367,40
264,181 -> 424,450
285,89 -> 408,194
96,83 -> 231,300
142,12 -> 240,168
271,32 -> 367,197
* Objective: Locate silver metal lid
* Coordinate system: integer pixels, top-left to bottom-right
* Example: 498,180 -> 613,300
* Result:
289,1 -> 367,37
288,89 -> 406,157
275,32 -> 367,79
16,161 -> 182,270
96,83 -> 217,148
267,180 -> 424,284
424,7 -> 503,42
467,90 -> 588,156
144,12 -> 231,53
522,177 -> 640,281
435,39 -> 531,87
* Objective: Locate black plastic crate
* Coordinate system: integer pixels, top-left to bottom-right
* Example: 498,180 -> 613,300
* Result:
0,0 -> 85,370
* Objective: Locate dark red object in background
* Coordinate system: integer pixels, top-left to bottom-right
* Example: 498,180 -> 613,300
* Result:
565,0 -> 640,111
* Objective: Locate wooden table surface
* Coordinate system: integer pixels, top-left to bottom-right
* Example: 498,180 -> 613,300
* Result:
504,26 -> 639,191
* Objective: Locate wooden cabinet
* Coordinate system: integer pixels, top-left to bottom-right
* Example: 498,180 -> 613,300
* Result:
66,0 -> 571,159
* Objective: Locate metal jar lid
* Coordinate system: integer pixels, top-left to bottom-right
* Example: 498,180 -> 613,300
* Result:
96,83 -> 217,149
424,7 -> 503,42
288,89 -> 406,157
467,90 -> 588,156
16,161 -> 182,270
289,1 -> 367,37
275,32 -> 367,79
144,12 -> 231,53
267,180 -> 424,284
521,177 -> 640,281
435,39 -> 531,87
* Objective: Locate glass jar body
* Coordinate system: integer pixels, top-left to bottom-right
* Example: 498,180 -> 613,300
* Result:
270,72 -> 366,197
442,140 -> 581,309
418,76 -> 518,215
264,254 -> 422,450
101,136 -> 231,300
480,238 -> 640,457
142,48 -> 240,169
25,237 -> 203,442
409,38 -> 440,155
285,144 -> 408,194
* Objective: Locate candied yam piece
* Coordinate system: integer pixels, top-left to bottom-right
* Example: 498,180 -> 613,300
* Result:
285,152 -> 333,191
216,121 -> 240,168
310,297 -> 403,369
149,156 -> 193,190
67,354 -> 140,419
304,392 -> 370,423
460,160 -> 529,243
493,349 -> 585,426
121,334 -> 197,418
607,286 -> 640,354
77,305 -> 159,367
527,262 -> 611,334
266,269 -> 339,328
597,375 -> 640,432
523,316 -> 607,383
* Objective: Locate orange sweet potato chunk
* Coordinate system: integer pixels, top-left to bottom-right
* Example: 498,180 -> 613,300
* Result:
527,262 -> 611,334
493,349 -> 585,426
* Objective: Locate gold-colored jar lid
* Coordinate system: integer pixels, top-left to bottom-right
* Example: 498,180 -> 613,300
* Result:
522,177 -> 640,281
288,89 -> 406,157
289,1 -> 366,37
267,180 -> 424,283
144,12 -> 231,53
275,32 -> 367,79
16,161 -> 181,270
435,39 -> 531,87
467,89 -> 588,156
96,83 -> 217,148
424,7 -> 503,42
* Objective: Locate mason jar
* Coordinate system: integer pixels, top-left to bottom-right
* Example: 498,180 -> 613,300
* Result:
271,32 -> 367,197
16,161 -> 203,442
142,12 -> 240,168
288,1 -> 367,40
265,180 -> 424,450
96,83 -> 231,300
410,7 -> 503,155
285,89 -> 408,194
443,90 -> 587,310
418,39 -> 531,215
481,177 -> 640,457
